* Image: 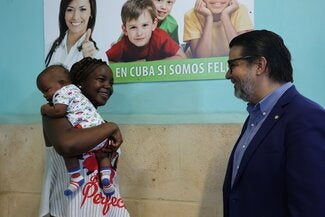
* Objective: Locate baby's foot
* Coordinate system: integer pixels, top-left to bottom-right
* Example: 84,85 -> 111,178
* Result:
64,176 -> 85,196
101,168 -> 115,196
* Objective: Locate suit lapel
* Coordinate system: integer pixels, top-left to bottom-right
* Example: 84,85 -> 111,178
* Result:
231,86 -> 298,188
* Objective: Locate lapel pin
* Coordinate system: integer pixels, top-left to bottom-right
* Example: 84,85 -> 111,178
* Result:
274,115 -> 279,120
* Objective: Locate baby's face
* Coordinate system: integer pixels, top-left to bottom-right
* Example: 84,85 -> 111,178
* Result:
38,76 -> 63,102
152,0 -> 175,21
123,10 -> 157,47
204,0 -> 231,15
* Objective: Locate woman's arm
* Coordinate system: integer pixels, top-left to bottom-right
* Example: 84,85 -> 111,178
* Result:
42,116 -> 123,157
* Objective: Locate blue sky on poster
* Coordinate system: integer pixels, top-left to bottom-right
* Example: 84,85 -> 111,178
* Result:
44,0 -> 254,57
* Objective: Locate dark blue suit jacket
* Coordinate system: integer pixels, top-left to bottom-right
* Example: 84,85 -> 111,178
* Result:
223,86 -> 325,217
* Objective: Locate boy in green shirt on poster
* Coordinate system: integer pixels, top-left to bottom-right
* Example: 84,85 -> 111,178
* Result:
152,0 -> 179,44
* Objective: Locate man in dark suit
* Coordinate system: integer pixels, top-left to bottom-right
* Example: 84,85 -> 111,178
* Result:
223,30 -> 325,217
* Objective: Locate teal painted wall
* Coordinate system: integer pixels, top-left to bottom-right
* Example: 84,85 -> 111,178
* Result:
0,0 -> 324,124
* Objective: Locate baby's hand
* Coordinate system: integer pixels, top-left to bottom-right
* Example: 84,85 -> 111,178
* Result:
40,103 -> 51,116
194,0 -> 212,18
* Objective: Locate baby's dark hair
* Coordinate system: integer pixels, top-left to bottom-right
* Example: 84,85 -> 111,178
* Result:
70,57 -> 109,85
36,64 -> 70,90
121,0 -> 157,25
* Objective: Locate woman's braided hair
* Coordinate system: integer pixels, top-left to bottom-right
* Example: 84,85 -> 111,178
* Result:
69,57 -> 108,85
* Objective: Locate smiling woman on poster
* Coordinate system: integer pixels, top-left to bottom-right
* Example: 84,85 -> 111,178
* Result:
45,0 -> 106,69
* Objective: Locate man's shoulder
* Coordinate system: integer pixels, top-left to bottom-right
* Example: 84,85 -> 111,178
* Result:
280,86 -> 324,112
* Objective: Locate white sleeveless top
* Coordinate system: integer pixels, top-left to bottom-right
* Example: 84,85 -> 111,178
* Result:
39,146 -> 130,217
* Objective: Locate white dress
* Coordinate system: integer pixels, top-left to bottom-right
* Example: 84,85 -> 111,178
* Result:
39,146 -> 130,217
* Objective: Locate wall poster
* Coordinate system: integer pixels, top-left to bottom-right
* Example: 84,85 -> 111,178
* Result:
44,0 -> 254,83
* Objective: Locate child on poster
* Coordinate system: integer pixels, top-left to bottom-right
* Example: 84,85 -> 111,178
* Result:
106,0 -> 186,63
183,0 -> 253,58
152,0 -> 179,44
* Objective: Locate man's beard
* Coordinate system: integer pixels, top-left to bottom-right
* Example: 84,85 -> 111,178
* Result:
234,73 -> 255,103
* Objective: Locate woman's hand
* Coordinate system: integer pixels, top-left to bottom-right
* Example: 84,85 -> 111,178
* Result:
82,29 -> 96,58
104,125 -> 123,152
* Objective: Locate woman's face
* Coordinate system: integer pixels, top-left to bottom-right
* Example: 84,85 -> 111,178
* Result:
65,0 -> 91,35
80,65 -> 114,108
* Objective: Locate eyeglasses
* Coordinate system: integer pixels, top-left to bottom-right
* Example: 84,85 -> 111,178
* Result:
227,56 -> 256,73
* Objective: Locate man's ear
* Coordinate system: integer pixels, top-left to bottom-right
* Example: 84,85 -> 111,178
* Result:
152,18 -> 158,31
122,25 -> 127,36
256,56 -> 268,75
